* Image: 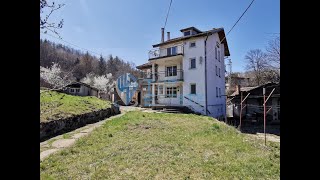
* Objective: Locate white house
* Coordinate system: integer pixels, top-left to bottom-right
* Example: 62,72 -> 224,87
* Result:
136,27 -> 230,118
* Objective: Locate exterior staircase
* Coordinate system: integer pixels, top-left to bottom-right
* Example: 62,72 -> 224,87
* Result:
151,106 -> 192,114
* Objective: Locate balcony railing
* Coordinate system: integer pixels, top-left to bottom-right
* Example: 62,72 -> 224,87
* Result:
155,69 -> 183,82
148,44 -> 184,59
138,70 -> 184,82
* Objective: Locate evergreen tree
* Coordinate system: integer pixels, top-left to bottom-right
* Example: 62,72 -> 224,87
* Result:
98,55 -> 107,75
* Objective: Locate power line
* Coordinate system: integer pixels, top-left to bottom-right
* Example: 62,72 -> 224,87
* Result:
206,0 -> 256,60
220,0 -> 256,44
163,0 -> 173,29
41,32 -> 102,57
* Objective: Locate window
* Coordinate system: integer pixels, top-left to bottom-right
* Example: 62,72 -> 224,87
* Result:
216,42 -> 220,48
159,85 -> 163,95
184,31 -> 191,36
76,89 -> 80,93
70,89 -> 74,92
219,88 -> 221,97
219,68 -> 221,77
190,84 -> 196,94
190,42 -> 196,48
166,87 -> 177,98
166,66 -> 177,76
215,65 -> 218,76
218,51 -> 220,62
216,87 -> 218,97
215,47 -> 217,59
166,46 -> 177,56
172,46 -> 177,55
190,58 -> 196,69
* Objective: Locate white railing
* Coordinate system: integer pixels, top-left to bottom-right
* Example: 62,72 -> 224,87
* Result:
148,44 -> 184,59
155,70 -> 183,82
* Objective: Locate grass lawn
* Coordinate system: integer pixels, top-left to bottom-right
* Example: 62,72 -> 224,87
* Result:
40,90 -> 111,122
40,111 -> 280,179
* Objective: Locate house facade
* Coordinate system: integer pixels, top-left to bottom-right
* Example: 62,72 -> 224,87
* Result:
136,27 -> 230,118
64,82 -> 99,97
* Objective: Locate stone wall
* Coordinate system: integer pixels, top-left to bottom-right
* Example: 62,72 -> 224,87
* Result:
40,104 -> 120,142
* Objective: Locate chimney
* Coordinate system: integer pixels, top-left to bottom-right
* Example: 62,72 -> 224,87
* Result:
167,32 -> 170,41
161,28 -> 164,43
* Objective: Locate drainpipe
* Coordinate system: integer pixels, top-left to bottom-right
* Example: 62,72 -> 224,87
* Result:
204,32 -> 210,115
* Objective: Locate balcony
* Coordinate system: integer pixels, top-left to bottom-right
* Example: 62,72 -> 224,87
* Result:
148,44 -> 184,60
138,70 -> 184,82
155,69 -> 183,82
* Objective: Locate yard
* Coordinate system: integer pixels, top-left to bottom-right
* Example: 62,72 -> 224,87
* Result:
40,90 -> 111,122
40,111 -> 280,179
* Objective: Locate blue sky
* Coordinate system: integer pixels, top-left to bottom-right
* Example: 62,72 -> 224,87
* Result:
40,0 -> 279,72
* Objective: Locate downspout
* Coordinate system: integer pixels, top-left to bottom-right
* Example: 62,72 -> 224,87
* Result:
204,32 -> 209,115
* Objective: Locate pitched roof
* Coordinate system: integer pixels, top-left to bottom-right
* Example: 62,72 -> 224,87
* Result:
180,26 -> 202,33
152,28 -> 230,56
230,82 -> 279,97
136,62 -> 152,69
66,81 -> 99,91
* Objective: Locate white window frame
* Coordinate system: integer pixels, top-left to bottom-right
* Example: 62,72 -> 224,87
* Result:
158,85 -> 163,95
166,66 -> 177,77
165,87 -> 177,98
190,58 -> 196,69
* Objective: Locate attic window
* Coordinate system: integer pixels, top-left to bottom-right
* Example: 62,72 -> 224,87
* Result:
184,31 -> 191,36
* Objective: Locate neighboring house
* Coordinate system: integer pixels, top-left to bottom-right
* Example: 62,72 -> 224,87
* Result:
227,82 -> 280,124
136,26 -> 230,118
64,82 -> 99,97
225,74 -> 250,94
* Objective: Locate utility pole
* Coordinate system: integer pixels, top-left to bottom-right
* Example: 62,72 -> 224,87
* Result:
239,91 -> 250,130
263,87 -> 276,145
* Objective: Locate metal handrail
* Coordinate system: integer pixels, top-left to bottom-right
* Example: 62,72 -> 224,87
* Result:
148,44 -> 184,59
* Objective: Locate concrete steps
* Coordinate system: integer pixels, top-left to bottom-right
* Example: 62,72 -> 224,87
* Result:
160,108 -> 182,113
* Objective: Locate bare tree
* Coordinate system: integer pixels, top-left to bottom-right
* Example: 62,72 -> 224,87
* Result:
40,0 -> 65,36
266,36 -> 280,69
244,49 -> 269,86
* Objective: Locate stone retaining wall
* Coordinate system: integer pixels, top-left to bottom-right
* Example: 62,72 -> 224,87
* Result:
40,104 -> 120,141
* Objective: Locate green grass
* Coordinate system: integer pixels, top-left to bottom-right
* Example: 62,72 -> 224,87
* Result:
40,111 -> 280,179
40,90 -> 111,122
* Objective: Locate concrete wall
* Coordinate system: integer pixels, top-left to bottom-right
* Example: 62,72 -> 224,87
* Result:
181,37 -> 207,114
205,33 -> 226,118
40,104 -> 120,141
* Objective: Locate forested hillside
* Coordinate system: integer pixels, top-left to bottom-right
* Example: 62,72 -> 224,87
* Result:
40,39 -> 140,85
